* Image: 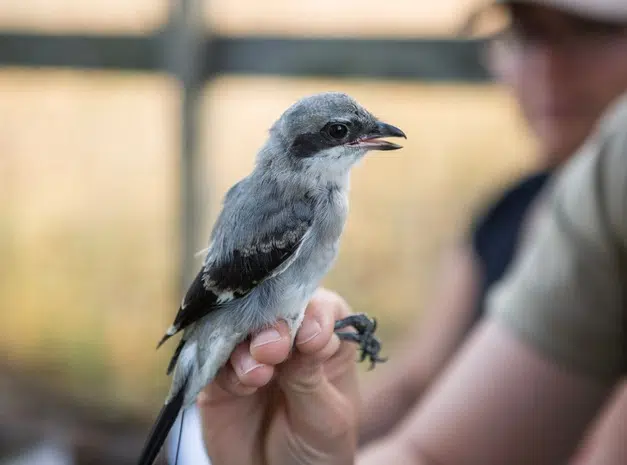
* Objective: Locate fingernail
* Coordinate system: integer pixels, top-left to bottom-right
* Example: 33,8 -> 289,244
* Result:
251,328 -> 282,348
239,355 -> 263,375
296,319 -> 321,345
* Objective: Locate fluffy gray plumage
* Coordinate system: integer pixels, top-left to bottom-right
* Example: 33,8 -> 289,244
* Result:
137,91 -> 406,465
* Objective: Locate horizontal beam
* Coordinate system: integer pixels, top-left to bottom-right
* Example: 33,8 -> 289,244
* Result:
0,31 -> 491,82
0,32 -> 158,71
209,37 -> 489,81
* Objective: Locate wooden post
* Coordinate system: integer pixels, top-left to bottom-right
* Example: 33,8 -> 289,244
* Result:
164,0 -> 207,294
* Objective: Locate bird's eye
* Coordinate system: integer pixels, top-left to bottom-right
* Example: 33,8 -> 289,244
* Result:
327,123 -> 349,140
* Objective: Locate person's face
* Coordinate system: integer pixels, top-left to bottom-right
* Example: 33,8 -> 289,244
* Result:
487,4 -> 627,166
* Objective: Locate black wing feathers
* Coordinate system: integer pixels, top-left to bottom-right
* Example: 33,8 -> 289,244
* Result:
157,205 -> 313,352
210,226 -> 305,291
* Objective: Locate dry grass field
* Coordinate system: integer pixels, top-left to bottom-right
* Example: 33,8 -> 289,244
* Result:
0,0 -> 537,414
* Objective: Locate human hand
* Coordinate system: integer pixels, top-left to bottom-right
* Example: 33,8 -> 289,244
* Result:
198,288 -> 360,465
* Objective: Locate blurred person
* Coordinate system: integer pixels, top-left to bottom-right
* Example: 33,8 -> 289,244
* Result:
197,72 -> 627,464
356,1 -> 627,463
170,0 -> 627,463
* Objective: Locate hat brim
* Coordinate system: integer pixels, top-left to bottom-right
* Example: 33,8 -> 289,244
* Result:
460,0 -> 627,37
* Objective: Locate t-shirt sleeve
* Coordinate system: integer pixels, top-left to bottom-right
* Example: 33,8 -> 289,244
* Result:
486,94 -> 627,382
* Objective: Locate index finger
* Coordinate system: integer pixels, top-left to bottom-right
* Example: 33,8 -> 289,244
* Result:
289,288 -> 359,385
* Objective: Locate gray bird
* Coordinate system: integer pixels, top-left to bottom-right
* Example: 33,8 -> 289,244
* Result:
137,91 -> 406,465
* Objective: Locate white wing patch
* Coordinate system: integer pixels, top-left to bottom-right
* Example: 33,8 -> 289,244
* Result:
201,227 -> 312,296
216,290 -> 235,304
263,227 -> 312,282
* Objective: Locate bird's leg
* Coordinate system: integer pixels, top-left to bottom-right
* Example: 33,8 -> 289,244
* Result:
334,313 -> 387,370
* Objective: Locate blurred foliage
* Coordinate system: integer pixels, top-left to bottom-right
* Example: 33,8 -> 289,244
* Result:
0,69 -> 537,415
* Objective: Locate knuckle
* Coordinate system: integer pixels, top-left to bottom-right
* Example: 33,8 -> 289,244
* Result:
334,297 -> 351,319
316,334 -> 342,362
284,364 -> 324,394
313,288 -> 351,316
326,290 -> 351,316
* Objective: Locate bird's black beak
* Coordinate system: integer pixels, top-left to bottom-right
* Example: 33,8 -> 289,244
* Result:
349,121 -> 407,151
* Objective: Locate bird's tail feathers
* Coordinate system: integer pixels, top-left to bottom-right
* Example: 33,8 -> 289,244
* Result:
167,337 -> 187,375
137,378 -> 188,465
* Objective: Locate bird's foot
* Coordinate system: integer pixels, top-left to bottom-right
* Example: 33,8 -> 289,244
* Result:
334,313 -> 387,370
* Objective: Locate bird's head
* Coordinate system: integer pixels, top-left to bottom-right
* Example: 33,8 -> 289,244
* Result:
263,92 -> 406,181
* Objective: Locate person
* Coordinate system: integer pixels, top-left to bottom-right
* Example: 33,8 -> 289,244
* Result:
197,85 -> 627,465
196,1 -> 627,464
357,1 -> 627,461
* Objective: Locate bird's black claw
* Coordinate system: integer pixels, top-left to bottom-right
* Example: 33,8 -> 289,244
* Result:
334,313 -> 387,370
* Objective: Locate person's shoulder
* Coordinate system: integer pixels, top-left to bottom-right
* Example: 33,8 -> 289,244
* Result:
486,93 -> 627,380
598,91 -> 627,137
549,92 -> 627,250
563,91 -> 627,175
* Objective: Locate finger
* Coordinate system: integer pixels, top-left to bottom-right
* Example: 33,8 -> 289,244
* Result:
282,291 -> 353,393
295,288 -> 357,367
249,319 -> 292,365
301,290 -> 362,397
211,364 -> 260,398
198,366 -> 267,465
229,340 -> 276,387
294,306 -> 331,354
277,288 -> 359,447
197,318 -> 294,403
293,309 -> 343,370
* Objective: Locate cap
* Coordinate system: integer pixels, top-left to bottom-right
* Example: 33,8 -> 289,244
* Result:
461,0 -> 627,36
500,0 -> 627,22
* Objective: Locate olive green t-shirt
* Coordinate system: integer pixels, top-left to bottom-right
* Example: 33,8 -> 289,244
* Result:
486,93 -> 627,382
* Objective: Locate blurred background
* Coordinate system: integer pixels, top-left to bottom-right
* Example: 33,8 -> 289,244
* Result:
0,1 -> 537,463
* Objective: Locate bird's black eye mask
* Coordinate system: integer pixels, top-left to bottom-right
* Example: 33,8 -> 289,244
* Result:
289,119 -> 366,158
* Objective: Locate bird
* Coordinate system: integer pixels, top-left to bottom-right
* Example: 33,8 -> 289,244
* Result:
137,91 -> 406,465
